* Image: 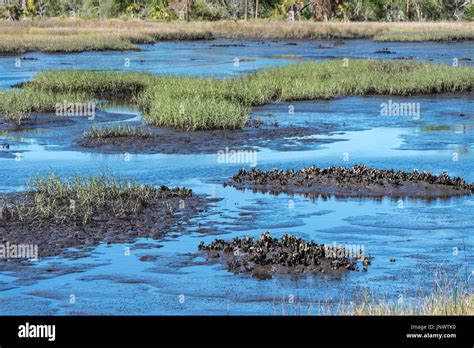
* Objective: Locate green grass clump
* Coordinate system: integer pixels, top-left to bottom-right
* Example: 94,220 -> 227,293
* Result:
23,70 -> 155,97
236,59 -> 474,100
84,124 -> 152,139
142,91 -> 249,130
140,60 -> 474,129
0,89 -> 92,126
7,59 -> 474,130
338,290 -> 473,316
137,76 -> 249,129
2,174 -> 191,226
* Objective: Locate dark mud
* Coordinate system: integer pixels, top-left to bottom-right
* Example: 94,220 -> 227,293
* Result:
374,48 -> 396,54
392,56 -> 416,60
210,43 -> 247,48
0,109 -> 130,131
0,189 -> 209,260
76,124 -> 329,154
227,165 -> 474,199
198,232 -> 366,280
0,104 -> 339,154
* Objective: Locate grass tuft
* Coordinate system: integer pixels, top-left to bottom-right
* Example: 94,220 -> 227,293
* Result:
2,174 -> 191,226
84,124 -> 152,139
339,290 -> 473,315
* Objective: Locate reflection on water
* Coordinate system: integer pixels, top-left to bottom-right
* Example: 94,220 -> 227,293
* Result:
232,186 -> 470,203
0,94 -> 472,314
0,40 -> 472,314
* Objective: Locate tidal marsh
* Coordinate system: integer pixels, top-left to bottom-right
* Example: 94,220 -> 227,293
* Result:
1,20 -> 473,319
0,174 -> 205,259
0,20 -> 473,54
5,59 -> 474,130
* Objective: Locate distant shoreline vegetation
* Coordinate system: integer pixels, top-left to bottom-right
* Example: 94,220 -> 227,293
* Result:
1,0 -> 474,22
0,19 -> 474,54
1,59 -> 474,129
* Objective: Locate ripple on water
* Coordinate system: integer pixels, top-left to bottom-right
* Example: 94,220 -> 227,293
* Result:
0,40 -> 473,314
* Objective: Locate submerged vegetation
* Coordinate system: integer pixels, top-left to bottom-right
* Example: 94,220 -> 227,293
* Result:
0,20 -> 473,54
4,59 -> 473,130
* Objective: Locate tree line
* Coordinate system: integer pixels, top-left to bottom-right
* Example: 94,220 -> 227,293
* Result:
2,0 -> 473,21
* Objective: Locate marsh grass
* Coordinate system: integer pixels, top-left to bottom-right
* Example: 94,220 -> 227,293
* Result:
338,289 -> 472,315
338,264 -> 473,315
6,59 -> 474,130
279,291 -> 473,316
137,76 -> 250,129
0,20 -> 473,53
139,60 -> 474,129
2,174 -> 191,226
0,89 -> 92,126
0,19 -> 214,53
23,70 -> 155,97
236,59 -> 474,101
373,24 -> 474,42
84,124 -> 152,139
0,33 -> 137,53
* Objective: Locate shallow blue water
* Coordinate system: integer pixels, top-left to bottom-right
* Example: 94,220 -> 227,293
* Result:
1,39 -> 473,89
0,40 -> 472,315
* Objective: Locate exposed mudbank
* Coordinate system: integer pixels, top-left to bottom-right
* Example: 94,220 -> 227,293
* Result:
0,109 -> 130,131
375,48 -> 396,54
0,187 -> 208,260
76,123 -> 331,154
198,232 -> 367,279
0,108 -> 339,155
227,165 -> 474,199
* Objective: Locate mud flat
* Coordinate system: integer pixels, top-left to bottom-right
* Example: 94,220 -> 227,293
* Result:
227,165 -> 474,199
199,232 -> 367,279
0,175 -> 208,260
0,109 -> 130,131
76,123 -> 328,154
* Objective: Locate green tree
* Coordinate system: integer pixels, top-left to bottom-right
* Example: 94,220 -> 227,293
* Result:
3,1 -> 22,20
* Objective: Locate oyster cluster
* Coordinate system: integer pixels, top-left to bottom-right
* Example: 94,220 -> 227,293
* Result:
199,232 -> 368,279
231,165 -> 472,191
